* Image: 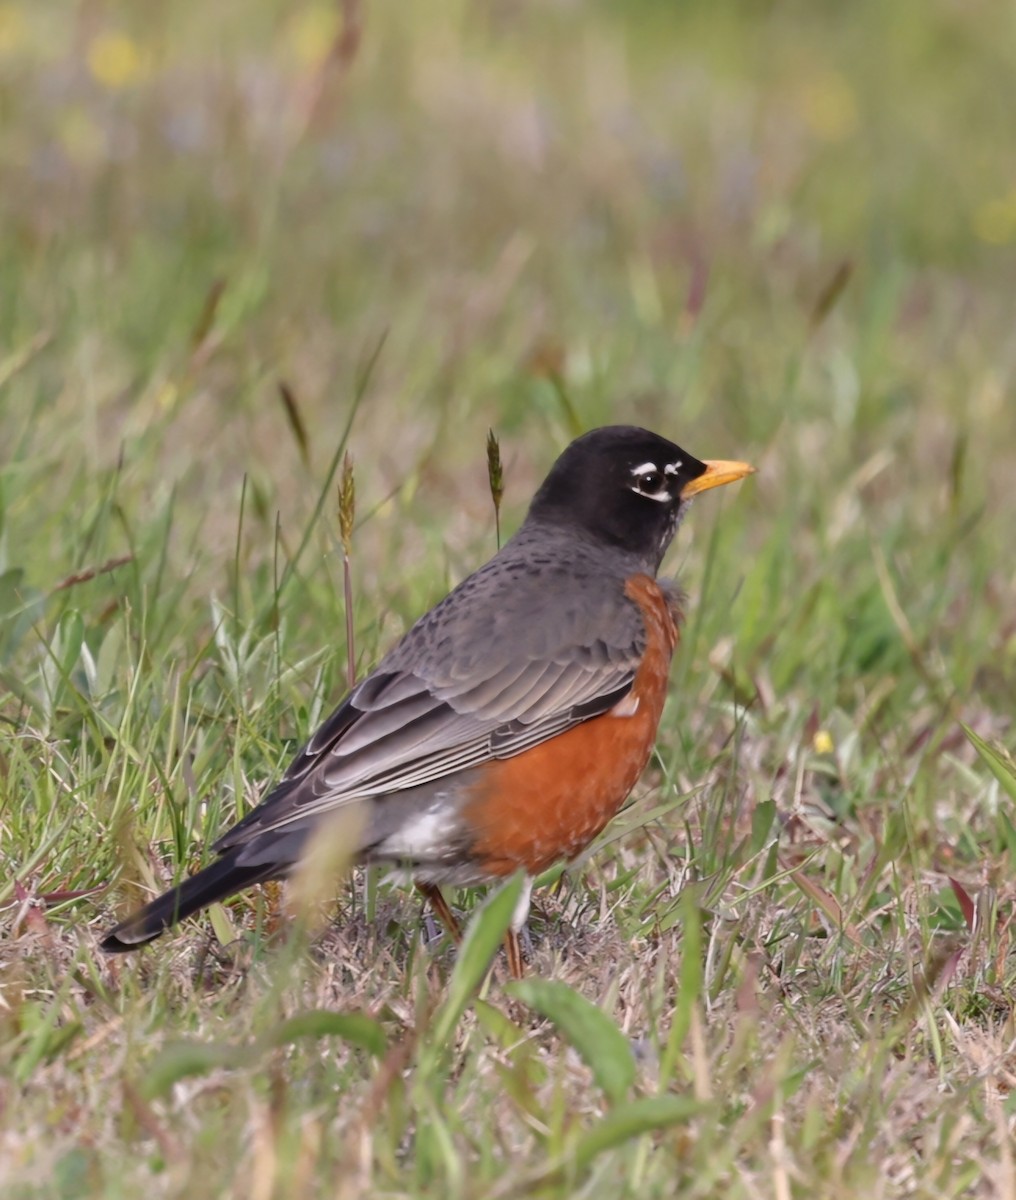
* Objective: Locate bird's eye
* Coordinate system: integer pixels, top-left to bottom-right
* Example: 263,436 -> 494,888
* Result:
635,470 -> 664,494
629,462 -> 672,501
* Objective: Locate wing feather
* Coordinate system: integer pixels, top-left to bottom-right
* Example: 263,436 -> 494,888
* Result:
217,541 -> 655,849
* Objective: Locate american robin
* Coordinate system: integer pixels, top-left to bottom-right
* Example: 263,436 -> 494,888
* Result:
101,426 -> 753,975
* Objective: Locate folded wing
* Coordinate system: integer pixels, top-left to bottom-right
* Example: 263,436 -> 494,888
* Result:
216,556 -> 648,851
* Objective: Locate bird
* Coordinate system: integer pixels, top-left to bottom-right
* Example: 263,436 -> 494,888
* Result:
101,425 -> 753,975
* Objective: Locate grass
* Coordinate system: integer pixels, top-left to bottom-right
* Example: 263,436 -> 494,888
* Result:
2,0 -> 1016,1195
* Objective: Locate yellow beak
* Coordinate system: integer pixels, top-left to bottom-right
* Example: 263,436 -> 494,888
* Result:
681,459 -> 755,499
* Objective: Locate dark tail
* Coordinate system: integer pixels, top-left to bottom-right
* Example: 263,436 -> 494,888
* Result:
100,850 -> 276,952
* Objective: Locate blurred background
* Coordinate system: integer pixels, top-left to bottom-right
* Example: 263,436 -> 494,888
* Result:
1,0 -> 1014,856
3,5 -> 1016,1191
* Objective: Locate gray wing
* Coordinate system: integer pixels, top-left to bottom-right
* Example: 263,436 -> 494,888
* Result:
216,548 -> 647,849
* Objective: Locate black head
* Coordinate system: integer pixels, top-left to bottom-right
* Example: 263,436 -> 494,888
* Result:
526,425 -> 753,571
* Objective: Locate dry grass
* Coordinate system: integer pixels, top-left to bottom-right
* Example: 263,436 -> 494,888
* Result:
2,1 -> 1016,1196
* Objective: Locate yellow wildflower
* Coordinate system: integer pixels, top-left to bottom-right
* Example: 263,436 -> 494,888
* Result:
812,730 -> 835,755
87,31 -> 146,90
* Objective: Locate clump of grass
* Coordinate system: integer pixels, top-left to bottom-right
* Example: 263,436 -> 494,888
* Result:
486,428 -> 504,549
338,450 -> 357,690
1,0 -> 1015,1195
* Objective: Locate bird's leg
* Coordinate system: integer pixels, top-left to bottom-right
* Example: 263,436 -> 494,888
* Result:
503,875 -> 534,978
416,882 -> 461,945
504,929 -> 525,979
420,877 -> 533,978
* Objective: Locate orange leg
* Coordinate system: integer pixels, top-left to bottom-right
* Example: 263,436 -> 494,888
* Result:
504,876 -> 534,978
504,928 -> 525,978
416,882 -> 462,945
419,879 -> 530,977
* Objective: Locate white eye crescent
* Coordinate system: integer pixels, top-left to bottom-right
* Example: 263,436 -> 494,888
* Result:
629,462 -> 670,501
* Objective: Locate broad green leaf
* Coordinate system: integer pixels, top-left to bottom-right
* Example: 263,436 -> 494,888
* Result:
507,977 -> 636,1105
996,810 -> 1016,862
95,620 -> 124,696
207,901 -> 236,948
474,998 -> 546,1081
140,1011 -> 385,1102
0,566 -> 24,618
750,799 -> 777,854
56,608 -> 85,680
263,1011 -> 387,1058
41,608 -> 84,715
572,1095 -> 702,1172
428,873 -> 524,1052
140,1040 -> 245,1100
0,565 -> 45,663
475,997 -> 549,1116
472,997 -> 528,1053
963,724 -> 1016,804
79,639 -> 98,697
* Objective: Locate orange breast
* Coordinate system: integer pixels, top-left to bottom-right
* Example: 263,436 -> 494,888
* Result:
462,574 -> 680,876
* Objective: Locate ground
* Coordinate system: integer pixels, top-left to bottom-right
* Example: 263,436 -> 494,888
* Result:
2,1 -> 1016,1196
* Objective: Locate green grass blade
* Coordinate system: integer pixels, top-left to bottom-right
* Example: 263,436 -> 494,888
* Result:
659,889 -> 703,1089
140,1041 -> 248,1101
262,1010 -> 387,1058
427,873 -> 525,1053
962,724 -> 1016,803
572,1095 -> 702,1173
507,978 -> 636,1105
